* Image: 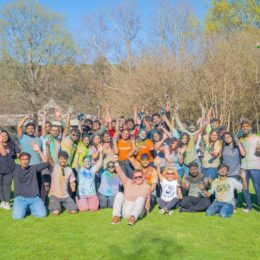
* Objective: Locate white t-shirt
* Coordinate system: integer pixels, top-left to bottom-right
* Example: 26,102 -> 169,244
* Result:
161,178 -> 178,202
240,135 -> 260,170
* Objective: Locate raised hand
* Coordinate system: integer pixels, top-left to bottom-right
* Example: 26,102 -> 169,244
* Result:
0,134 -> 3,143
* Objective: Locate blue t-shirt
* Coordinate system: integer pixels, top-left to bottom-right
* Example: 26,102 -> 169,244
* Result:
19,134 -> 42,165
98,170 -> 120,197
222,146 -> 241,176
77,166 -> 96,197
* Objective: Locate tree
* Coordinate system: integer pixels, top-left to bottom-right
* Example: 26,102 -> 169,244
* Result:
0,0 -> 76,116
206,0 -> 260,33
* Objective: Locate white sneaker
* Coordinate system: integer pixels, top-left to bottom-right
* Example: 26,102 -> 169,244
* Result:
159,209 -> 166,215
3,202 -> 11,210
0,201 -> 5,209
242,208 -> 252,213
168,210 -> 174,216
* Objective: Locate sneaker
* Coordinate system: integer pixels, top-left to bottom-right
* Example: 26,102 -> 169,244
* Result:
111,216 -> 120,224
159,209 -> 166,215
128,216 -> 135,226
0,201 -> 5,209
168,210 -> 174,216
3,202 -> 11,210
242,208 -> 252,213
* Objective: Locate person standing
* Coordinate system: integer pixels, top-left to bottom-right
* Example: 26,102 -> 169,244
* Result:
239,120 -> 260,212
0,130 -> 21,210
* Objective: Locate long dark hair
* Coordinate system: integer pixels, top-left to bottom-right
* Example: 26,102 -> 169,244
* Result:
180,132 -> 190,146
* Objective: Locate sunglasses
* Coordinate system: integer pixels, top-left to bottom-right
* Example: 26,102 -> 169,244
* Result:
134,176 -> 143,179
166,172 -> 174,175
107,165 -> 115,168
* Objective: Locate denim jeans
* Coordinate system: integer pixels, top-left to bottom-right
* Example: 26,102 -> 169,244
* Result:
12,196 -> 47,220
243,169 -> 260,209
206,201 -> 234,218
98,192 -> 115,208
202,167 -> 218,180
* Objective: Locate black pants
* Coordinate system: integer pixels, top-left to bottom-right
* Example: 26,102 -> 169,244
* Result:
157,197 -> 178,210
179,196 -> 210,212
0,173 -> 13,202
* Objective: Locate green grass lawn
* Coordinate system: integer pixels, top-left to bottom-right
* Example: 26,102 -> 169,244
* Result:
0,194 -> 259,260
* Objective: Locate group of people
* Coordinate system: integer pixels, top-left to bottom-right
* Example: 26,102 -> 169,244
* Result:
0,100 -> 259,226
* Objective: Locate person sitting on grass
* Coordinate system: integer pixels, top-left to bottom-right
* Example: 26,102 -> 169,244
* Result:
0,137 -> 49,220
111,156 -> 150,226
199,164 -> 247,218
73,146 -> 103,212
128,153 -> 158,207
46,142 -> 78,215
179,162 -> 211,212
98,161 -> 121,209
155,157 -> 183,215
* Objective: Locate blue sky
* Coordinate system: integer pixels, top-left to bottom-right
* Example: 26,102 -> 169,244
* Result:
0,0 -> 208,39
39,0 -> 208,33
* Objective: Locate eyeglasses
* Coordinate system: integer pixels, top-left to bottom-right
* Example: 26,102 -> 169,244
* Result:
134,176 -> 143,179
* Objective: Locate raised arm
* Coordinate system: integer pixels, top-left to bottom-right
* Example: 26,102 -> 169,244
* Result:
162,114 -> 174,132
0,135 -> 7,156
17,114 -> 31,139
45,141 -> 54,169
113,156 -> 128,186
155,157 -> 163,182
63,112 -> 71,138
33,143 -> 47,163
94,146 -> 103,173
41,109 -> 48,138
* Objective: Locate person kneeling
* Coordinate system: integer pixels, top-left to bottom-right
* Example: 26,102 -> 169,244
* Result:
46,143 -> 77,215
111,156 -> 150,226
0,140 -> 49,220
200,164 -> 247,218
74,147 -> 103,211
98,161 -> 120,208
156,158 -> 182,215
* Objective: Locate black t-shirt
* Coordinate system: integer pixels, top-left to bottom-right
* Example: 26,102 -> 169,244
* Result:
0,141 -> 21,174
0,156 -> 48,198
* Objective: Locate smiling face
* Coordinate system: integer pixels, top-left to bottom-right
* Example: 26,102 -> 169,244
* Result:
50,126 -> 59,138
93,121 -> 101,131
103,133 -> 111,143
241,123 -> 252,135
127,120 -> 134,130
165,169 -> 176,181
210,131 -> 218,142
45,122 -> 52,134
58,156 -> 68,168
181,135 -> 188,145
171,141 -> 179,150
211,120 -> 220,130
152,115 -> 161,126
70,131 -> 80,142
83,157 -> 92,169
218,166 -> 228,177
133,171 -> 144,185
189,166 -> 199,177
93,135 -> 101,145
153,133 -> 160,142
107,162 -> 115,173
121,130 -> 129,140
224,133 -> 232,145
1,131 -> 9,143
139,130 -> 147,140
83,136 -> 90,147
140,158 -> 150,168
25,125 -> 35,136
188,124 -> 196,133
19,154 -> 30,168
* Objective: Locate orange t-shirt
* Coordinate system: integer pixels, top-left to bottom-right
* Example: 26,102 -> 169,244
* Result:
135,139 -> 155,162
118,139 -> 133,161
